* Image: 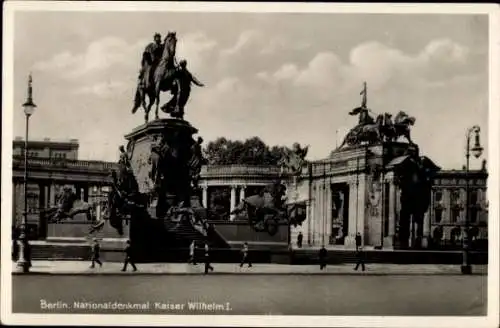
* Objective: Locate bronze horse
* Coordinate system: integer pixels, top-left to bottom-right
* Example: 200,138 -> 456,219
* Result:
385,111 -> 416,144
44,187 -> 96,224
231,183 -> 306,235
338,113 -> 385,148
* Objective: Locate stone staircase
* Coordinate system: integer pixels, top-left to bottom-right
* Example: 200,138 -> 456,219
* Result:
162,216 -> 229,249
290,248 -> 488,265
30,241 -> 90,261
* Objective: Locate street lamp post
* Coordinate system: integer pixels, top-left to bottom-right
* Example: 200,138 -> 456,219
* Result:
462,125 -> 483,275
16,74 -> 36,273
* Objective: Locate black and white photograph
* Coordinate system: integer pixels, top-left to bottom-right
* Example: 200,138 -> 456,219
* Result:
2,2 -> 499,327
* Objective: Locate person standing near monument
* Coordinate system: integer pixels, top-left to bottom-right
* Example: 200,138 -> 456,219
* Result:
354,246 -> 366,272
240,242 -> 252,268
297,232 -> 303,248
90,238 -> 103,269
355,232 -> 362,252
189,240 -> 197,265
204,242 -> 214,274
121,240 -> 137,272
319,245 -> 327,270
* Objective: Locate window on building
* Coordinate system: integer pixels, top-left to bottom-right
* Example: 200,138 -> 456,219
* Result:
450,189 -> 460,204
434,190 -> 443,202
470,190 -> 478,205
470,207 -> 479,223
451,207 -> 461,223
434,208 -> 443,223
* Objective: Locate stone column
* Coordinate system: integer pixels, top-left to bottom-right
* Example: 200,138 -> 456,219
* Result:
388,181 -> 397,236
44,185 -> 49,208
230,185 -> 237,221
49,184 -> 56,206
202,185 -> 208,208
422,210 -> 431,248
239,185 -> 246,203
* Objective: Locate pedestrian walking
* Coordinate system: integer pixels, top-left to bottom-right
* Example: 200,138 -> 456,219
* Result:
240,242 -> 252,268
121,240 -> 137,272
204,242 -> 214,274
189,240 -> 197,265
355,232 -> 362,252
90,238 -> 103,268
319,245 -> 327,270
297,232 -> 303,248
354,246 -> 366,271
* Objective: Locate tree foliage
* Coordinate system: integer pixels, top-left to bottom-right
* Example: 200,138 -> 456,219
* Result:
203,137 -> 299,165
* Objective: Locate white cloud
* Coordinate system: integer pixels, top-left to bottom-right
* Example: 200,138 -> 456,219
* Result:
260,36 -> 288,55
34,36 -> 145,79
34,32 -> 217,81
421,38 -> 469,64
72,80 -> 129,98
221,30 -> 262,57
191,37 -> 485,165
273,63 -> 300,81
176,32 -> 217,72
258,38 -> 474,97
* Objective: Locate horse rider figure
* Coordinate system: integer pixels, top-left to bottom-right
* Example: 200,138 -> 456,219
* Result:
133,33 -> 165,114
163,59 -> 205,119
138,33 -> 164,89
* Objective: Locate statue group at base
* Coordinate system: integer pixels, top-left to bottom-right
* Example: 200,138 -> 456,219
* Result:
231,144 -> 309,235
131,32 -> 205,123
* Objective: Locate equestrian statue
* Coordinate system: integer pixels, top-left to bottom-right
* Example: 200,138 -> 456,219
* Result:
132,32 -> 205,122
336,82 -> 417,150
42,186 -> 106,234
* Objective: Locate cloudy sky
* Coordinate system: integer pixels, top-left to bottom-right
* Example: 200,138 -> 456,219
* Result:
11,10 -> 489,169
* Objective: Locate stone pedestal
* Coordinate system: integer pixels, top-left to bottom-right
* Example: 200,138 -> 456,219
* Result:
125,119 -> 198,218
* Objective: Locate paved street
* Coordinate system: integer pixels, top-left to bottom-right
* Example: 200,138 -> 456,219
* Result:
13,274 -> 486,315
11,260 -> 489,275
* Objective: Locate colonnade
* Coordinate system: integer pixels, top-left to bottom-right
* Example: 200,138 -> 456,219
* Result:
200,184 -> 268,221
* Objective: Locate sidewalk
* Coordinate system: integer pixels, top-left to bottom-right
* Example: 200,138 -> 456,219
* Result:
11,261 -> 488,276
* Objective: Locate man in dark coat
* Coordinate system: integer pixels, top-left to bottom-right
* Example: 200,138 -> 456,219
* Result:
297,232 -> 303,248
319,245 -> 327,270
121,240 -> 137,272
355,232 -> 362,252
90,238 -> 103,268
354,246 -> 366,271
240,242 -> 252,268
204,243 -> 214,274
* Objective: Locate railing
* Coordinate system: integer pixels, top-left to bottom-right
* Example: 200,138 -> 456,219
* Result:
13,155 -> 118,173
200,165 -> 283,177
14,158 -> 285,177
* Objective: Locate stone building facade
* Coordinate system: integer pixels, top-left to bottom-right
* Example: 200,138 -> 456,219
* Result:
12,139 -> 488,249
